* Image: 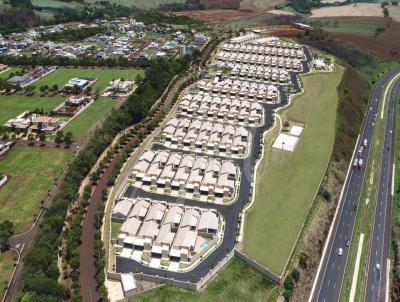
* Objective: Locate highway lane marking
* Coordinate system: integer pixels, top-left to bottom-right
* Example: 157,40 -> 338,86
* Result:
350,234 -> 365,302
386,259 -> 390,302
392,164 -> 395,196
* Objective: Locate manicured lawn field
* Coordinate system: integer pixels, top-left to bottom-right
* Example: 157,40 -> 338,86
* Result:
129,258 -> 279,302
0,250 -> 17,300
241,67 -> 344,274
0,95 -> 64,125
34,68 -> 144,93
0,67 -> 22,79
0,146 -> 74,233
62,99 -> 119,140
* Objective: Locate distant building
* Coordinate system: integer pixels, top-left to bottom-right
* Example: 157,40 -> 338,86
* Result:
194,33 -> 207,44
64,77 -> 94,92
8,66 -> 56,88
0,64 -> 8,72
30,116 -> 62,132
179,45 -> 186,59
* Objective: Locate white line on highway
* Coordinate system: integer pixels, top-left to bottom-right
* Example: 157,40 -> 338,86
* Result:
350,234 -> 365,302
386,259 -> 390,302
392,164 -> 395,196
20,243 -> 25,254
381,74 -> 400,119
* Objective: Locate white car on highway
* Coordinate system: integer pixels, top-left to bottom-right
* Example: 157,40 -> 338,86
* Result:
337,248 -> 343,256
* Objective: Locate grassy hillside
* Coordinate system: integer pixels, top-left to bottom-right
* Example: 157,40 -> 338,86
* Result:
242,67 -> 344,274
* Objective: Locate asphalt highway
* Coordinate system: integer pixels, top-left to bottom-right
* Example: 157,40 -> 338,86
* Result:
362,77 -> 400,302
311,65 -> 400,302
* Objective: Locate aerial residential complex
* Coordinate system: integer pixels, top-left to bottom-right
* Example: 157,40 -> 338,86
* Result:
109,33 -> 314,295
112,197 -> 223,271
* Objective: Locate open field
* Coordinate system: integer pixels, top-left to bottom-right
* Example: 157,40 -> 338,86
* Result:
241,67 -> 344,274
0,250 -> 17,300
0,146 -> 73,233
240,0 -> 287,11
62,99 -> 120,140
128,258 -> 279,302
85,0 -> 184,9
0,95 -> 64,125
389,4 -> 400,22
176,9 -> 279,25
32,0 -> 85,10
310,3 -> 384,18
0,67 -> 22,80
34,68 -> 144,93
311,16 -> 400,59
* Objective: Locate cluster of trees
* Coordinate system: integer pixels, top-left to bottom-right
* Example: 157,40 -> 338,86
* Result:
288,0 -> 322,14
0,1 -> 201,34
55,131 -> 73,145
392,182 -> 400,300
298,28 -> 378,69
0,55 -> 152,69
0,0 -> 37,33
94,199 -> 107,300
39,26 -> 106,43
18,52 -> 199,300
0,220 -> 14,252
50,4 -> 202,29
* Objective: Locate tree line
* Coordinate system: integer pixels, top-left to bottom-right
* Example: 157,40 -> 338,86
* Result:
39,26 -> 106,43
17,52 -> 199,301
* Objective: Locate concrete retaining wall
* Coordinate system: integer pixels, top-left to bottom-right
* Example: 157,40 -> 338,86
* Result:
234,249 -> 281,284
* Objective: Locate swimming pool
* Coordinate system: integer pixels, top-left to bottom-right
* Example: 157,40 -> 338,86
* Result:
200,240 -> 209,249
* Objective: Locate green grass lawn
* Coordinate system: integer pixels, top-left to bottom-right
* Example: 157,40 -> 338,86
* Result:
0,146 -> 73,233
33,68 -> 144,93
0,95 -> 64,125
241,67 -> 344,274
0,250 -> 17,300
128,258 -> 279,302
62,99 -> 119,140
0,67 -> 22,80
111,221 -> 122,239
32,0 -> 85,9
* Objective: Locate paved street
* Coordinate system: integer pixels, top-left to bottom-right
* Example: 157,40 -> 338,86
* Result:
310,65 -> 400,302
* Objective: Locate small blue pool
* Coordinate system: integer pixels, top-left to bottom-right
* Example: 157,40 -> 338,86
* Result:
200,240 -> 209,249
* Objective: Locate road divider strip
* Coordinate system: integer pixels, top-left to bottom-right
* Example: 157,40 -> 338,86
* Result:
349,233 -> 364,302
